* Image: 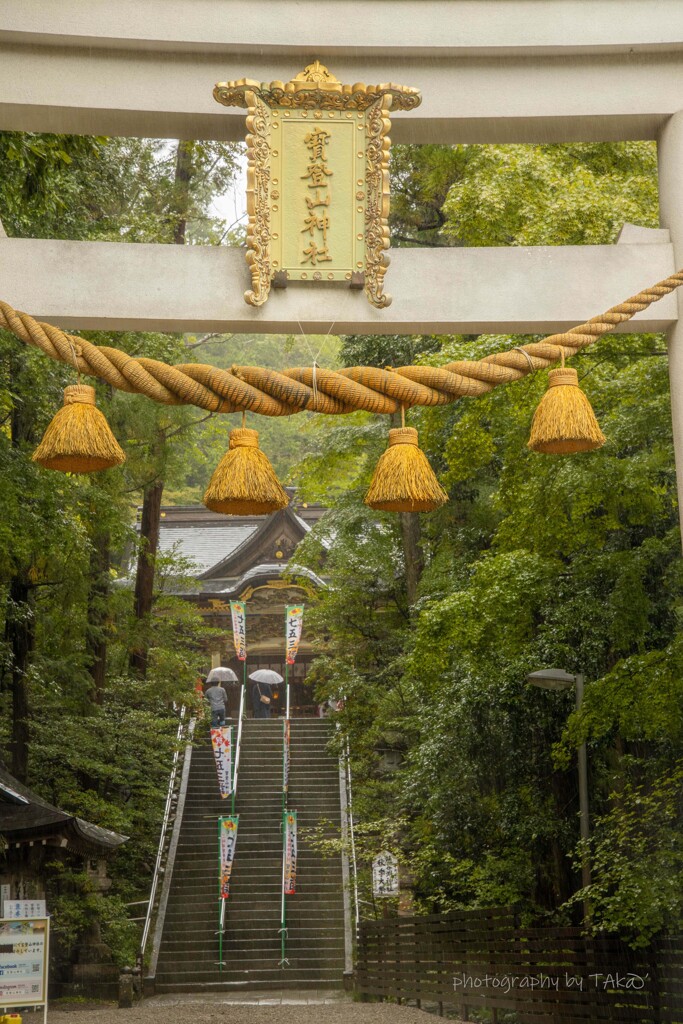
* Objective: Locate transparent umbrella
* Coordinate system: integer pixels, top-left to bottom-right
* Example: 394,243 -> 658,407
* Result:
248,669 -> 283,686
206,667 -> 239,684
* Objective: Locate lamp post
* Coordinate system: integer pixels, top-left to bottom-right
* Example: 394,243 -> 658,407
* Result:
527,668 -> 591,903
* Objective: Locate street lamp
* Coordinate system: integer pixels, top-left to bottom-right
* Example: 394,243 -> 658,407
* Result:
527,668 -> 591,899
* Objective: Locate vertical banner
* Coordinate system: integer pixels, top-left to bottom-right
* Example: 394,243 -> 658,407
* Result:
211,726 -> 232,798
284,809 -> 298,895
285,605 -> 304,665
219,815 -> 239,898
230,600 -> 247,661
283,719 -> 291,794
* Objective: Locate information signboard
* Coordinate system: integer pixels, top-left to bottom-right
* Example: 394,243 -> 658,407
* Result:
0,917 -> 49,1020
3,900 -> 46,920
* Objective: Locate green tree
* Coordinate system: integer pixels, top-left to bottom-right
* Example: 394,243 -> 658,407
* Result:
293,140 -> 682,941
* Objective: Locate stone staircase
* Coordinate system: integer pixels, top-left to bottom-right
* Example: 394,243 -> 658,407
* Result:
152,718 -> 347,992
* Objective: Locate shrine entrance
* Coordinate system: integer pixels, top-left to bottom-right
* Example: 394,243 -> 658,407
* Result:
149,501 -> 326,715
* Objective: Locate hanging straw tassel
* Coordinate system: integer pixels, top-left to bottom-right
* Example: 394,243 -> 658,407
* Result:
204,427 -> 289,516
365,426 -> 448,513
32,384 -> 125,473
528,367 -> 606,454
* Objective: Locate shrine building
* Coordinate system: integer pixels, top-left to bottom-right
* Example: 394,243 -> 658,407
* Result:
149,495 -> 327,715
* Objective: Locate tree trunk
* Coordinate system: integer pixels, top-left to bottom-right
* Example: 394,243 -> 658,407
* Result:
390,412 -> 425,609
4,352 -> 37,780
398,512 -> 424,608
5,575 -> 34,781
172,140 -> 193,245
128,140 -> 194,676
129,478 -> 163,677
86,528 -> 110,704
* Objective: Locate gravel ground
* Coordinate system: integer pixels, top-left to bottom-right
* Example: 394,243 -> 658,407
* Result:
34,1004 -> 432,1024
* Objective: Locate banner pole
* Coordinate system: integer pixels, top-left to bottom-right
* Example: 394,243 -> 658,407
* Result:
281,808 -> 287,966
230,723 -> 235,817
219,820 -> 223,974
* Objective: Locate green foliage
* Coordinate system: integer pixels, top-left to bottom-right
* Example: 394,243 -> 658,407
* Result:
441,141 -> 658,246
566,763 -> 683,945
292,140 -> 682,942
0,125 -> 680,957
0,130 -> 236,966
0,133 -> 238,244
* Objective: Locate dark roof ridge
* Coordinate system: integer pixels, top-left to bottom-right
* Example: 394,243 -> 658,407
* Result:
0,764 -> 127,852
197,505 -> 308,581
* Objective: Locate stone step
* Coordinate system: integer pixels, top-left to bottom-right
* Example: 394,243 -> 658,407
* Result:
154,975 -> 345,993
154,714 -> 345,990
157,955 -> 346,970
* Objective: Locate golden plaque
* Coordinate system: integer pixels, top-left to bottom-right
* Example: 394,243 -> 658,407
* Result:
213,62 -> 421,309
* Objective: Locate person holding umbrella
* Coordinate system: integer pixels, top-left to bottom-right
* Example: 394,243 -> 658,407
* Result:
250,669 -> 283,719
205,666 -> 238,727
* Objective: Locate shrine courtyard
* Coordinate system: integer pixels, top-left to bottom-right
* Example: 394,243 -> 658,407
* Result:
39,996 -> 436,1023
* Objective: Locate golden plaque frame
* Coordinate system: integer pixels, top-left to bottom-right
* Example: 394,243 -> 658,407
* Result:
213,62 -> 421,309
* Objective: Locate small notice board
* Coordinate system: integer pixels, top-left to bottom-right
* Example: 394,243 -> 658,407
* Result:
0,917 -> 49,1022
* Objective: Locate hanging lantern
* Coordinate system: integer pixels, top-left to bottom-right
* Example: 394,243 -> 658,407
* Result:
365,426 -> 447,513
528,367 -> 606,454
204,427 -> 289,516
32,384 -> 125,473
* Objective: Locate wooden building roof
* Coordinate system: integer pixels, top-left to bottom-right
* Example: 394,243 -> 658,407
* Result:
0,766 -> 127,856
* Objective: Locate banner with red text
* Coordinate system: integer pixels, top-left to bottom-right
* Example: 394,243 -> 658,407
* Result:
283,809 -> 298,895
285,605 -> 304,665
211,726 -> 232,798
230,600 -> 247,661
219,815 -> 239,898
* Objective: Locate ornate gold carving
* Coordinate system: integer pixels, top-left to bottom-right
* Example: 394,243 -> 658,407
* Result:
213,66 -> 421,310
240,580 -> 314,602
294,61 -> 339,85
364,97 -> 393,308
213,77 -> 420,112
244,91 -> 272,306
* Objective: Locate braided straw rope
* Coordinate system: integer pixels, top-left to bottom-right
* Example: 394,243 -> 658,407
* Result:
1,270 -> 681,417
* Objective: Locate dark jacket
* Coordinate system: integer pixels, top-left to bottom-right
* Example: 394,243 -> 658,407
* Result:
251,680 -> 273,712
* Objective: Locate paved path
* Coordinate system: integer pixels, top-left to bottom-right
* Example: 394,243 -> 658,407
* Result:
36,996 -> 431,1024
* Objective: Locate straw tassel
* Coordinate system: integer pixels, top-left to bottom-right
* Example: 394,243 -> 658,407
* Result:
528,367 -> 606,454
203,427 -> 289,516
365,426 -> 448,513
32,384 -> 125,473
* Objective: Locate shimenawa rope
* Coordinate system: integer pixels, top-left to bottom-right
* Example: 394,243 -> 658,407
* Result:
0,270 -> 681,418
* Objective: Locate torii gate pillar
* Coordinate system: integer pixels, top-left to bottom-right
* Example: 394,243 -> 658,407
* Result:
658,112 -> 683,524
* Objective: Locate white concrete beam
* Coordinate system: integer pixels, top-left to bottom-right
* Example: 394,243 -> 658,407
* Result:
1,2 -> 683,143
4,1 -> 683,58
0,238 -> 676,336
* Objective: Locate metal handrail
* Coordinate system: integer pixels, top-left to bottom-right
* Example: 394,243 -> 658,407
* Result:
345,738 -> 360,931
139,706 -> 187,960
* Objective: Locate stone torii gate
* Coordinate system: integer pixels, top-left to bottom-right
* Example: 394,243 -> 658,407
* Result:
2,1 -> 683,506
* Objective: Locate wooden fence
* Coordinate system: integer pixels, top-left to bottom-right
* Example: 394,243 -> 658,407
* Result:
356,908 -> 683,1022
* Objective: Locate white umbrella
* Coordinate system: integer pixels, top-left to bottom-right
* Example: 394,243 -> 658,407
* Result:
249,669 -> 283,686
206,667 -> 239,684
